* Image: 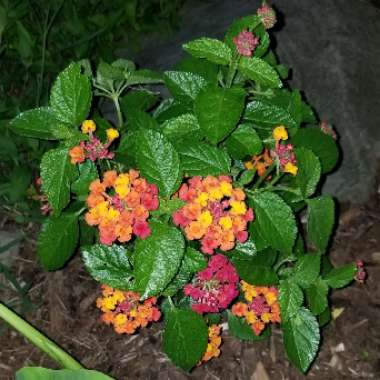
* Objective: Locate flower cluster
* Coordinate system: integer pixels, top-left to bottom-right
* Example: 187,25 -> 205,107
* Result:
272,126 -> 298,176
200,325 -> 222,364
245,149 -> 274,177
85,170 -> 159,245
232,281 -> 281,335
257,3 -> 277,29
173,176 -> 254,254
69,120 -> 119,164
184,254 -> 239,314
233,30 -> 259,57
320,120 -> 337,140
96,285 -> 161,334
355,260 -> 367,284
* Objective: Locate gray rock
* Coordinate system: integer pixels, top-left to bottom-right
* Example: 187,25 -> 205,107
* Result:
118,0 -> 380,203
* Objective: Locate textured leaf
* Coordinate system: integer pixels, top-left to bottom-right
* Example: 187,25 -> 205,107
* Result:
37,213 -> 79,270
71,161 -> 98,197
254,25 -> 270,58
249,192 -> 297,254
305,278 -> 329,315
126,69 -> 163,86
227,311 -> 271,341
177,142 -> 231,176
292,254 -> 321,288
194,87 -> 246,144
9,107 -> 75,140
229,239 -> 257,259
323,264 -> 356,288
163,308 -> 208,371
164,71 -> 208,104
40,148 -> 77,215
283,307 -> 320,373
120,90 -> 158,116
279,280 -> 304,322
161,113 -> 202,141
183,38 -> 232,65
127,109 -> 159,131
292,148 -> 321,198
134,129 -> 181,197
291,128 -> 339,173
163,248 -> 207,296
232,258 -> 278,285
50,63 -> 92,126
239,57 -> 282,88
16,367 -> 114,380
244,100 -> 298,133
133,221 -> 185,298
225,124 -> 263,159
306,196 -> 335,254
175,56 -> 218,85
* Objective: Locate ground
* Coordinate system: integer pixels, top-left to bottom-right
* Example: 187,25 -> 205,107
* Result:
0,197 -> 380,380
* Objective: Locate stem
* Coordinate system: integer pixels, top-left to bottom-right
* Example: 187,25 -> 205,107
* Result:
0,303 -> 83,369
112,94 -> 123,129
226,54 -> 240,88
251,164 -> 275,190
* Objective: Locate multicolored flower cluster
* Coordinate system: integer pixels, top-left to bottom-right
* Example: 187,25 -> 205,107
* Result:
85,170 -> 159,245
320,120 -> 337,140
232,281 -> 281,335
69,120 -> 119,164
184,254 -> 239,314
172,176 -> 254,254
96,285 -> 161,334
245,149 -> 274,177
233,30 -> 260,57
272,126 -> 298,176
257,3 -> 277,29
199,325 -> 222,364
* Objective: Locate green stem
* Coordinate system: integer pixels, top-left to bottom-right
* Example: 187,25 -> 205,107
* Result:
226,54 -> 240,88
251,163 -> 275,190
0,303 -> 83,370
112,94 -> 123,129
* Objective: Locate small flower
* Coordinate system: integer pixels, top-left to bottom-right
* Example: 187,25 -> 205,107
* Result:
273,126 -> 288,141
81,119 -> 97,134
199,325 -> 222,364
320,120 -> 337,140
283,162 -> 298,176
106,128 -> 120,142
69,146 -> 86,164
233,30 -> 260,57
257,3 -> 277,29
245,149 -> 273,177
355,260 -> 367,284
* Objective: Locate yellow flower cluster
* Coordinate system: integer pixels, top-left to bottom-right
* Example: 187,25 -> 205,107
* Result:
199,325 -> 222,364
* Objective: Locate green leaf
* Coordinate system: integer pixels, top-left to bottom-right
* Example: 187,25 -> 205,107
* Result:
175,56 -> 218,85
133,221 -> 185,298
183,38 -> 232,65
291,148 -> 321,198
71,161 -> 98,197
40,148 -> 77,215
318,307 -> 331,327
227,311 -> 271,341
279,280 -> 304,322
163,247 -> 207,296
164,71 -> 208,104
9,108 -> 75,140
229,239 -> 257,259
16,367 -> 114,380
134,129 -> 181,197
37,213 -> 79,271
232,258 -> 278,285
50,63 -> 92,126
177,141 -> 231,176
126,69 -> 163,86
82,244 -> 133,289
249,192 -> 297,254
244,99 -> 298,134
225,124 -> 263,159
254,26 -> 270,58
291,128 -> 339,173
306,196 -> 335,254
151,198 -> 185,218
238,57 -> 282,88
163,308 -> 208,371
305,278 -> 329,315
127,109 -> 159,131
283,307 -> 320,373
323,263 -> 356,289
120,90 -> 158,116
161,113 -> 202,141
292,254 -> 321,288
194,87 -> 246,144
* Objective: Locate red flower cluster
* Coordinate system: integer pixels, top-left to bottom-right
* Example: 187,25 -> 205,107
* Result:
355,260 -> 367,283
184,254 -> 239,314
96,286 -> 160,334
233,30 -> 259,57
172,176 -> 254,254
85,170 -> 159,245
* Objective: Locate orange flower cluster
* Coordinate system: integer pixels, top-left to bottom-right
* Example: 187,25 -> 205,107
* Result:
172,176 -> 254,254
85,170 -> 159,245
200,325 -> 222,364
245,149 -> 273,177
96,285 -> 161,334
232,281 -> 281,335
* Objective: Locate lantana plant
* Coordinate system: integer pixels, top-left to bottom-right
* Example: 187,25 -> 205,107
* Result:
10,3 -> 361,373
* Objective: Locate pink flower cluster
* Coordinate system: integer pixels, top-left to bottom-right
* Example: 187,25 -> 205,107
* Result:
272,142 -> 297,170
257,4 -> 277,29
184,254 -> 239,314
233,30 -> 259,57
355,260 -> 367,283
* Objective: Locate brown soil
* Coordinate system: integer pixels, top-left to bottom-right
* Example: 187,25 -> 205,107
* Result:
1,199 -> 380,380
